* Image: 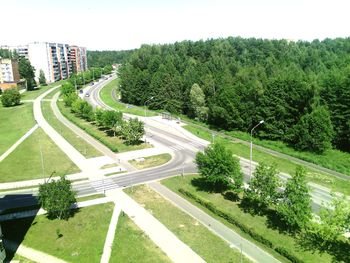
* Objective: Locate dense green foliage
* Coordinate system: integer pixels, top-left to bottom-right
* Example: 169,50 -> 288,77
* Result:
18,57 -> 36,90
195,142 -> 243,192
1,88 -> 21,107
38,176 -> 76,220
39,69 -> 47,86
119,37 -> 350,153
87,50 -> 134,67
277,167 -> 312,231
244,163 -> 280,209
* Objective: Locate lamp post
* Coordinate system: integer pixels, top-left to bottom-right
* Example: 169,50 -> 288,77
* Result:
250,120 -> 264,180
144,96 -> 154,117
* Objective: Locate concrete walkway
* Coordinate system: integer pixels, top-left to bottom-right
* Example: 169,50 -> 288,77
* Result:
106,189 -> 205,263
100,203 -> 121,263
0,124 -> 39,162
149,182 -> 280,263
13,244 -> 67,263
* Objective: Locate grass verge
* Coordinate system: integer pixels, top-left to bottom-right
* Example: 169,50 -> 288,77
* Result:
184,125 -> 350,195
162,175 -> 335,263
0,128 -> 80,183
57,100 -> 151,153
129,153 -> 172,169
76,194 -> 105,202
21,80 -> 65,100
125,185 -> 252,263
0,103 -> 35,156
111,213 -> 171,262
3,203 -> 114,262
41,100 -> 102,158
99,78 -> 157,116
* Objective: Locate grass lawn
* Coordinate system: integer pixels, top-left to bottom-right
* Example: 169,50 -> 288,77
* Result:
129,153 -> 172,169
162,175 -> 335,263
110,213 -> 171,263
3,203 -> 114,262
21,80 -> 66,100
125,185 -> 252,263
0,103 -> 35,156
41,100 -> 102,158
184,125 -> 350,196
0,128 -> 80,183
99,78 -> 157,117
58,100 -> 151,153
12,254 -> 36,263
76,194 -> 105,202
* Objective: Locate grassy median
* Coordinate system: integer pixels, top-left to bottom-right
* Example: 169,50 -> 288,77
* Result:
125,185 -> 252,263
129,153 -> 172,169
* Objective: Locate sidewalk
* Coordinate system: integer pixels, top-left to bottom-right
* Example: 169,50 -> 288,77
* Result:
12,244 -> 67,263
149,182 -> 280,263
106,189 -> 205,263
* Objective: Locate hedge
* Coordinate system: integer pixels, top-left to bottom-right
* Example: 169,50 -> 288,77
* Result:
178,188 -> 304,263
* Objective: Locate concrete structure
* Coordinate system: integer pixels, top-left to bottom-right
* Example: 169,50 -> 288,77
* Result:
0,224 -> 5,262
0,45 -> 29,58
70,46 -> 88,73
0,58 -> 20,90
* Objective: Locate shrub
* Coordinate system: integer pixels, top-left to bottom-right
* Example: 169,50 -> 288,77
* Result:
1,88 -> 21,107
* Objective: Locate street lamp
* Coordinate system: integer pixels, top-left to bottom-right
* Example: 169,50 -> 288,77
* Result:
144,96 -> 154,117
250,120 -> 264,180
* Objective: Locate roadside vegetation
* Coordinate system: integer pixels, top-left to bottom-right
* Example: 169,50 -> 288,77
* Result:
0,102 -> 34,155
41,100 -> 102,158
0,128 -> 80,183
100,78 -> 157,116
129,153 -> 172,169
3,203 -> 114,262
125,185 -> 252,263
21,80 -> 66,100
185,125 -> 350,195
163,175 -> 347,263
111,213 -> 171,262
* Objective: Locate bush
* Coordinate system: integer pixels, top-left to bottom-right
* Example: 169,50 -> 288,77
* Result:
178,188 -> 304,263
1,88 -> 21,107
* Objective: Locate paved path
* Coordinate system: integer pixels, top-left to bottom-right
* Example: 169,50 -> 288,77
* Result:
0,124 -> 39,162
100,203 -> 121,263
15,244 -> 67,263
106,189 -> 205,263
149,182 -> 280,263
50,91 -> 137,172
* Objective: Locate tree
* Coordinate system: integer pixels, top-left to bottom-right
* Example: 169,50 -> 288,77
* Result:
39,70 -> 47,86
121,118 -> 145,144
245,163 -> 280,209
288,105 -> 334,153
102,110 -> 123,136
1,88 -> 21,107
63,92 -> 78,107
61,82 -> 75,96
195,142 -> 243,192
190,83 -> 208,121
38,176 -> 76,220
277,166 -> 312,231
18,57 -> 36,90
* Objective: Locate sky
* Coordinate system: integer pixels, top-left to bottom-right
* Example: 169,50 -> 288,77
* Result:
1,0 -> 349,50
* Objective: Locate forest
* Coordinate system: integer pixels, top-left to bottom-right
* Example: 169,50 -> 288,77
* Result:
87,49 -> 134,67
117,37 -> 350,154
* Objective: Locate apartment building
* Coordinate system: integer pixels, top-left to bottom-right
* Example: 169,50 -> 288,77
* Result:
0,58 -> 20,90
1,42 -> 88,83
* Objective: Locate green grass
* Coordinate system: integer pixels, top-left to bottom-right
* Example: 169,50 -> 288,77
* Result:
76,194 -> 105,202
41,100 -> 102,158
125,185 -> 251,263
58,100 -> 151,153
0,103 -> 35,156
184,125 -> 350,195
129,153 -> 172,169
21,80 -> 66,100
0,128 -> 80,183
227,130 -> 350,176
162,175 -> 334,263
99,78 -> 157,117
111,213 -> 171,262
12,254 -> 36,263
3,203 -> 114,262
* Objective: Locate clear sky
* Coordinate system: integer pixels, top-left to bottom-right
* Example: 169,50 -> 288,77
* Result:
1,0 -> 349,50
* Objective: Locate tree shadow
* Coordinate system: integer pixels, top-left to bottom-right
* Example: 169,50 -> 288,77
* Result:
222,191 -> 240,202
191,177 -> 223,193
298,232 -> 350,262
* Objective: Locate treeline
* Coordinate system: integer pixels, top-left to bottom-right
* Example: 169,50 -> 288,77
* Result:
87,50 -> 134,67
118,37 -> 350,153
